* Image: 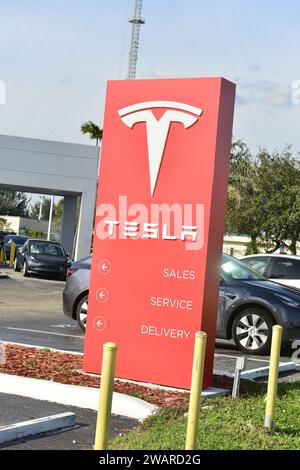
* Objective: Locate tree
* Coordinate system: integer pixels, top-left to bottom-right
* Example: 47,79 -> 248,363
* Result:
30,197 -> 51,220
54,198 -> 63,225
81,121 -> 103,146
255,147 -> 300,255
0,217 -> 10,231
226,140 -> 262,253
30,197 -> 64,227
226,141 -> 300,255
0,190 -> 29,217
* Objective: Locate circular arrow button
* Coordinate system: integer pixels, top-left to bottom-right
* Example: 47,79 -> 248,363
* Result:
98,259 -> 111,275
93,316 -> 107,332
96,287 -> 109,303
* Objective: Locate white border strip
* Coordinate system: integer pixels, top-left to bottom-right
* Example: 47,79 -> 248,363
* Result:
240,361 -> 297,380
0,373 -> 157,421
0,413 -> 75,445
215,353 -> 270,363
214,362 -> 297,380
3,327 -> 83,339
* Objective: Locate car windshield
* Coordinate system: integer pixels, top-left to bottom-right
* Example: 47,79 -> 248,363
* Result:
29,242 -> 65,257
5,236 -> 27,245
221,254 -> 266,281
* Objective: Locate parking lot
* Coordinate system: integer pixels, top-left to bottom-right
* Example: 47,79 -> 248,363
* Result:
0,268 -> 84,352
0,265 -> 296,378
0,392 -> 136,450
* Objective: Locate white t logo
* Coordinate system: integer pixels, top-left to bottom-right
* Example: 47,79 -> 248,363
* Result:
118,101 -> 202,196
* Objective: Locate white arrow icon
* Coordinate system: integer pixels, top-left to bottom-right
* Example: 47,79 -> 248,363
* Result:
96,288 -> 109,303
93,316 -> 107,331
98,259 -> 111,275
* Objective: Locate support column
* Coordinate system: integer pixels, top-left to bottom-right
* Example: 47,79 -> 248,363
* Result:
74,189 -> 95,261
61,195 -> 77,256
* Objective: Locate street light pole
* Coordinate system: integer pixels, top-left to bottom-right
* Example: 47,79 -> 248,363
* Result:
38,197 -> 43,220
47,195 -> 54,241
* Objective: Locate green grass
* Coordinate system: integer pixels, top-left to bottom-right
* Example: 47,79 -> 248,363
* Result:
110,381 -> 300,450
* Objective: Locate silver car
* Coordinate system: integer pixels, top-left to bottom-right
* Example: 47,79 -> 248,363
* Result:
241,254 -> 300,290
63,256 -> 91,331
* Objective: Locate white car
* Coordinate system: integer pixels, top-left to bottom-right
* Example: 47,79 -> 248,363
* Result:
241,254 -> 300,289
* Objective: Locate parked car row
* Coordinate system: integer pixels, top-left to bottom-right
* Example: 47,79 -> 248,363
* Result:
14,239 -> 71,280
3,234 -> 29,262
63,253 -> 300,355
5,232 -> 300,355
0,231 -> 17,250
1,234 -> 71,280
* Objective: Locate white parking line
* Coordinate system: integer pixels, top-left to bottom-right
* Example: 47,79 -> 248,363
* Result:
2,327 -> 83,339
215,353 -> 270,363
49,324 -> 78,329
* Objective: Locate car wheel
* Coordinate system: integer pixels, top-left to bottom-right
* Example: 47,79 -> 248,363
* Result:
22,260 -> 29,277
13,258 -> 21,272
76,294 -> 88,332
232,307 -> 275,355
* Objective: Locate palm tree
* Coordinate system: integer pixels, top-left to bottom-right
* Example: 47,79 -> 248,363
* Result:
81,121 -> 103,146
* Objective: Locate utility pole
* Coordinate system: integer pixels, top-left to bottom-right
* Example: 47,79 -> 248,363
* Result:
38,196 -> 44,220
127,0 -> 145,80
47,195 -> 54,241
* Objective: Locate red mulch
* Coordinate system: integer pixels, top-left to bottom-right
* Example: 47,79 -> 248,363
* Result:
0,344 -> 245,408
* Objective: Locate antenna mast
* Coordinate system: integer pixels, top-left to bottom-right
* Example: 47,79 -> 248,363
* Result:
127,0 -> 145,80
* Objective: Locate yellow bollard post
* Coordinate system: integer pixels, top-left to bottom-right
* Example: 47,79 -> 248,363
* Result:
264,325 -> 282,431
9,241 -> 16,268
94,342 -> 117,450
0,246 -> 4,263
185,331 -> 207,450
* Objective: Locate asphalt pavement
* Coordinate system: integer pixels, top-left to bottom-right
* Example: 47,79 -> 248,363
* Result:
0,267 -> 84,352
0,266 -> 296,373
0,392 -> 137,450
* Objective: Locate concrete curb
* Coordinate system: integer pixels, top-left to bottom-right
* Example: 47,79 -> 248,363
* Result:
0,412 -> 76,445
240,361 -> 297,380
202,387 -> 228,397
0,373 -> 158,421
77,370 -> 228,396
214,361 -> 297,381
0,272 -> 9,279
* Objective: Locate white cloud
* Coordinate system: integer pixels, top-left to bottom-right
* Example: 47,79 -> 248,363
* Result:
236,78 -> 292,109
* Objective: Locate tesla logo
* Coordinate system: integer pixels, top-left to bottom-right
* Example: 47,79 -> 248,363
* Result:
118,101 -> 202,196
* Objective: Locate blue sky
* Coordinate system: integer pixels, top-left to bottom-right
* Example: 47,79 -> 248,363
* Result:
0,0 -> 299,155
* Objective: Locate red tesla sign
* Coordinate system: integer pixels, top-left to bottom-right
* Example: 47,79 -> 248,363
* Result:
83,77 -> 235,389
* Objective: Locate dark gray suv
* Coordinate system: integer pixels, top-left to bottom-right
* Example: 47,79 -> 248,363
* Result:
63,254 -> 300,355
